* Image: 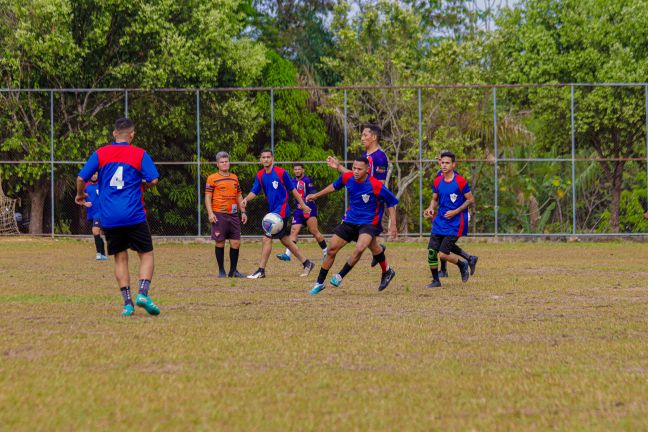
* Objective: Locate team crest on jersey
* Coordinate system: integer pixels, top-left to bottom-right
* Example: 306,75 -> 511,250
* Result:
272,181 -> 279,189
450,193 -> 458,203
362,194 -> 370,203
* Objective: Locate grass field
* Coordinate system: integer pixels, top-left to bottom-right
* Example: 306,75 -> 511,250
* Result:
1,237 -> 647,431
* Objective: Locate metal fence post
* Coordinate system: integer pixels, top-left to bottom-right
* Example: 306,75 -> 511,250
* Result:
493,87 -> 498,237
418,88 -> 423,237
50,91 -> 54,237
270,89 -> 274,154
645,85 -> 648,207
571,85 -> 577,234
124,90 -> 128,118
344,89 -> 348,210
196,90 -> 201,237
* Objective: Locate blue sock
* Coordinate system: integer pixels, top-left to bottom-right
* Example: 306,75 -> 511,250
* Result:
138,279 -> 151,297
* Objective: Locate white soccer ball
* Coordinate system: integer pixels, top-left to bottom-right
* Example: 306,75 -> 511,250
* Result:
262,212 -> 284,236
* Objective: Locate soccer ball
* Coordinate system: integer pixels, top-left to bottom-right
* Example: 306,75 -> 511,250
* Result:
262,212 -> 283,236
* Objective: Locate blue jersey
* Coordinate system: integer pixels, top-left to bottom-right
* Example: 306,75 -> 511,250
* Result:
251,166 -> 294,218
293,175 -> 317,213
363,148 -> 389,182
84,182 -> 100,221
332,172 -> 399,225
432,173 -> 471,237
78,142 -> 159,229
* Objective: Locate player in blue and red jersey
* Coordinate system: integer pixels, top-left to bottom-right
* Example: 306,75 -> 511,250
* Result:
434,164 -> 478,278
306,156 -> 399,295
423,151 -> 474,288
83,172 -> 107,261
276,163 -> 328,262
242,149 -> 315,279
326,124 -> 391,268
75,118 -> 160,317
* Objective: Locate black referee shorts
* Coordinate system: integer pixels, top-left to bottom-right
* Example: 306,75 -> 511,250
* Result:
103,222 -> 154,255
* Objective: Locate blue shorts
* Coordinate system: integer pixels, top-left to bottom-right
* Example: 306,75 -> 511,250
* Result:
292,207 -> 318,225
91,219 -> 101,228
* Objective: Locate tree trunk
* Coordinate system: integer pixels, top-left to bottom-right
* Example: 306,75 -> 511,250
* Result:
609,160 -> 624,233
28,181 -> 48,234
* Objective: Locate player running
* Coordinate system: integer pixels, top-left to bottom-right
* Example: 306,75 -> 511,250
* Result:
423,151 -> 474,288
76,117 -> 161,316
276,163 -> 328,262
306,156 -> 398,295
84,172 -> 107,261
205,151 -> 248,278
242,149 -> 315,279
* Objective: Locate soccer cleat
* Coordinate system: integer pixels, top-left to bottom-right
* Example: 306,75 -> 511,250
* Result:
370,244 -> 386,268
468,255 -> 478,275
121,304 -> 135,316
378,268 -> 396,291
309,282 -> 326,295
426,280 -> 442,288
300,260 -> 314,277
96,253 -> 108,261
135,294 -> 160,316
458,260 -> 470,283
218,271 -> 227,278
247,269 -> 266,279
228,270 -> 247,278
330,273 -> 343,287
276,253 -> 291,261
439,270 -> 449,278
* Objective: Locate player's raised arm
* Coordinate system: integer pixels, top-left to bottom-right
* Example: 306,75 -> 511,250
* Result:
327,156 -> 350,174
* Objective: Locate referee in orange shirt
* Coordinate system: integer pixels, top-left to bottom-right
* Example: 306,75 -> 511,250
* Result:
205,151 -> 248,278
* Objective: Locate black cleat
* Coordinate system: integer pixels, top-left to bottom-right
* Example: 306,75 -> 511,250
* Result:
228,270 -> 247,278
458,260 -> 470,283
439,270 -> 449,278
247,269 -> 266,279
426,280 -> 442,288
218,271 -> 227,278
371,244 -> 386,268
468,255 -> 478,275
378,268 -> 396,291
300,260 -> 315,277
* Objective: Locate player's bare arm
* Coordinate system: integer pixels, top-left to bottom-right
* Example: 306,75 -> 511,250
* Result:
306,184 -> 336,202
291,189 -> 311,215
327,156 -> 350,174
237,193 -> 248,224
75,176 -> 91,207
444,191 -> 474,219
423,193 -> 439,218
242,191 -> 256,208
386,205 -> 398,240
205,192 -> 218,223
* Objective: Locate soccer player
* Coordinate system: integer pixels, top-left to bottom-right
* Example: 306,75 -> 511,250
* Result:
423,151 -> 473,288
84,172 -> 107,260
306,156 -> 398,295
205,151 -> 247,278
75,117 -> 161,316
276,163 -> 327,262
326,124 -> 390,268
241,149 -> 315,279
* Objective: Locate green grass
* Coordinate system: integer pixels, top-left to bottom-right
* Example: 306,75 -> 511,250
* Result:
1,237 -> 647,430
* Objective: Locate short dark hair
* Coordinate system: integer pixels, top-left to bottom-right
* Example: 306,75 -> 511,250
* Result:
114,117 -> 135,131
354,156 -> 370,165
293,162 -> 304,169
440,151 -> 456,162
362,124 -> 381,141
260,148 -> 273,156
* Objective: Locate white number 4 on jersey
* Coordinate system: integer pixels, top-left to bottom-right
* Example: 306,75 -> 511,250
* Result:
110,166 -> 125,190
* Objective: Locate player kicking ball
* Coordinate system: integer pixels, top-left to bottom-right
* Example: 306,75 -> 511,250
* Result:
242,149 -> 315,279
306,156 -> 398,295
423,151 -> 474,288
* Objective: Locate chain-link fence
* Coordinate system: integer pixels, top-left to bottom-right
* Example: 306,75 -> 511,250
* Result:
1,84 -> 647,237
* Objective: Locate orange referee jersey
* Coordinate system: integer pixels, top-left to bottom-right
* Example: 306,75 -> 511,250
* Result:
205,172 -> 241,214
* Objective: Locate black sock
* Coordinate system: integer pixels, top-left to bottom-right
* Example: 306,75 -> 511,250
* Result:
120,286 -> 133,306
460,251 -> 471,260
430,268 -> 439,281
440,259 -> 447,272
229,248 -> 240,275
339,262 -> 353,278
215,246 -> 225,273
303,259 -> 312,268
317,267 -> 329,284
318,240 -> 327,250
456,260 -> 466,269
138,279 -> 151,297
94,235 -> 105,255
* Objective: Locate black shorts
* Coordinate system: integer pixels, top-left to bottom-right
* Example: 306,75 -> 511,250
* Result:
264,217 -> 290,240
211,213 -> 241,242
428,234 -> 458,255
103,222 -> 154,255
333,222 -> 376,243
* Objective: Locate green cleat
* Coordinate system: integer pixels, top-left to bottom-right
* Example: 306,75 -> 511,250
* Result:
135,294 -> 160,316
121,304 -> 135,316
